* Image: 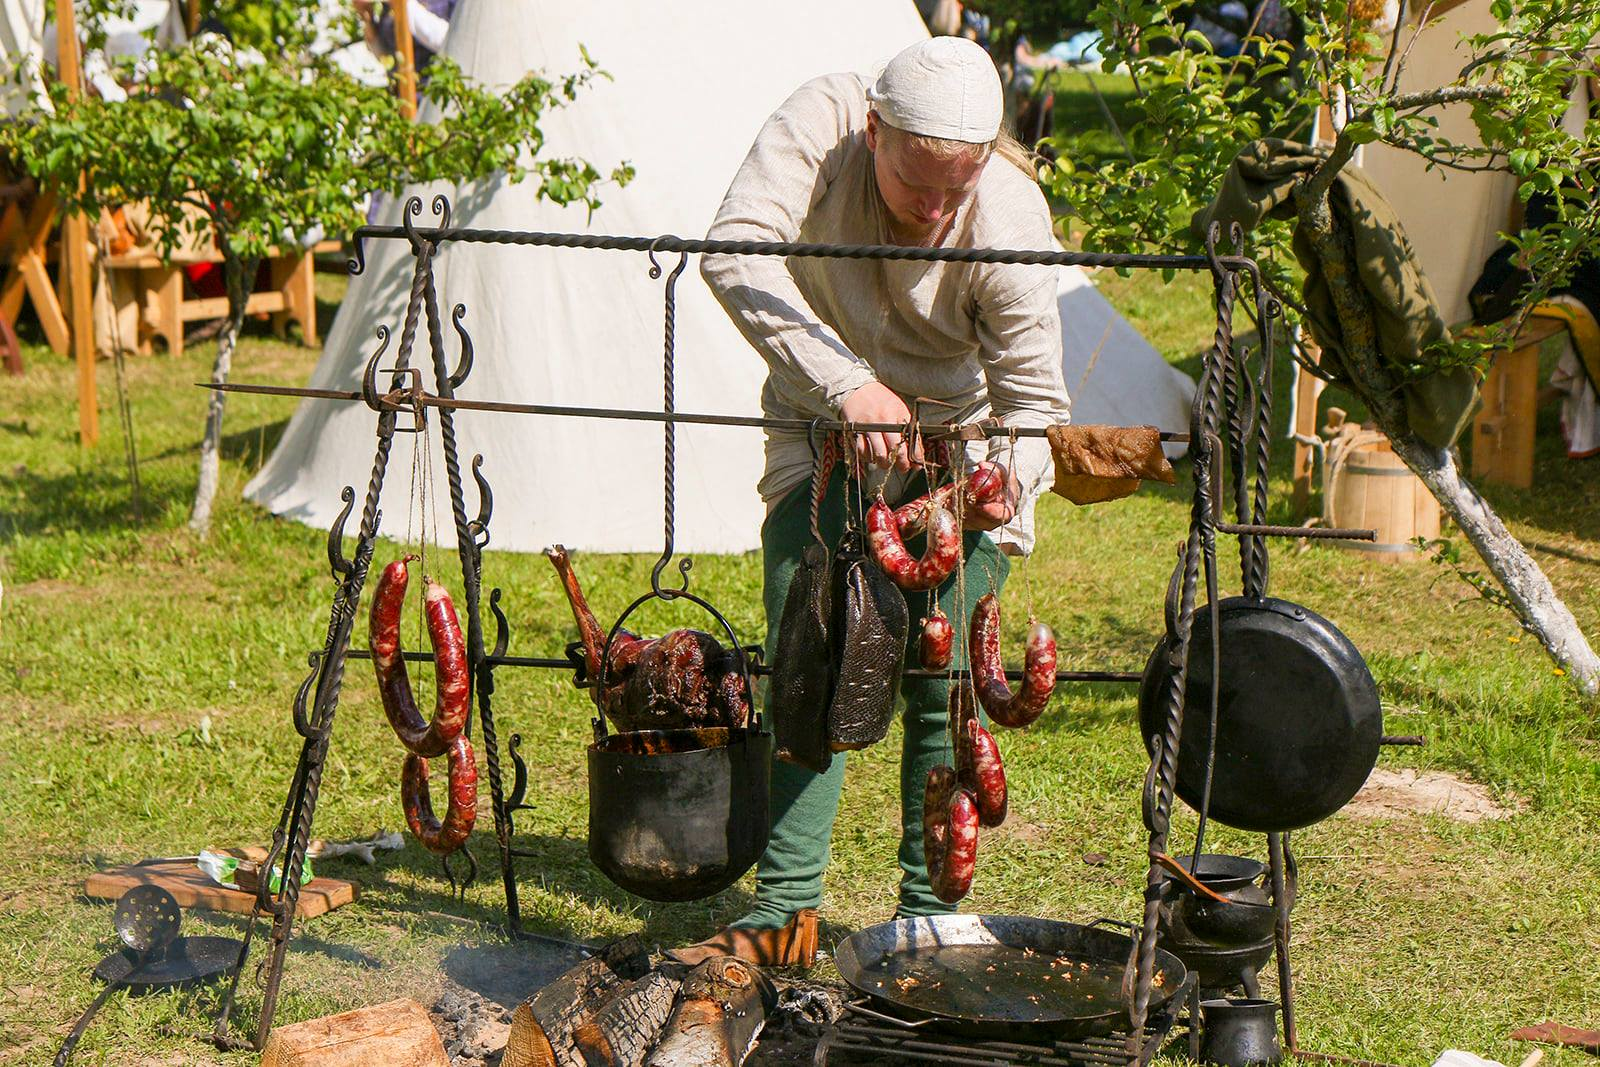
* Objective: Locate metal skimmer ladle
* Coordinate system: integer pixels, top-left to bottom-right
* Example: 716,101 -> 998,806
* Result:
54,885 -> 181,1065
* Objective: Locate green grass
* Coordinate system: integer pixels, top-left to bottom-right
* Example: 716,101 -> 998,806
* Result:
1,268 -> 1597,1066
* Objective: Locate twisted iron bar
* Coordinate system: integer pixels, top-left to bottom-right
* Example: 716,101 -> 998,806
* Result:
349,222 -> 1266,274
648,247 -> 693,597
419,257 -> 481,898
1127,224 -> 1235,1053
1244,279 -> 1280,599
220,210 -> 441,1050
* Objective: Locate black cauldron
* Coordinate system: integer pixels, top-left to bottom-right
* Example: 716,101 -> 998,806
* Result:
588,725 -> 770,902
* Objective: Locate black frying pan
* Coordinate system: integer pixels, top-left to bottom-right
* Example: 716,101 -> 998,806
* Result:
833,914 -> 1188,1039
1139,595 -> 1382,833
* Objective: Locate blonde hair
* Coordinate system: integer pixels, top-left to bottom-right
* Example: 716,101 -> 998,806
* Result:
875,115 -> 1039,180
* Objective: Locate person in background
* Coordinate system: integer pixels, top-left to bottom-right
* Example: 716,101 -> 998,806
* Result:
355,0 -> 456,78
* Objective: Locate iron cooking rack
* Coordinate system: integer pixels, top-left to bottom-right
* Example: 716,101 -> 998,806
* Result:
204,195 -> 1381,1061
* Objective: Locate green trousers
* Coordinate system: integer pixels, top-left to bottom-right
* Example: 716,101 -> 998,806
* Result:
735,469 -> 1009,928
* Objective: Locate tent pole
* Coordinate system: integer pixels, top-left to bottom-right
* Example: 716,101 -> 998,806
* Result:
54,0 -> 98,447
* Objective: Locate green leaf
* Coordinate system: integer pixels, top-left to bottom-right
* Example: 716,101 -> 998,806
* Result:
1342,121 -> 1380,145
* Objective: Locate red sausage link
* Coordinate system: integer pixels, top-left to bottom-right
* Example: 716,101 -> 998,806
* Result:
866,497 -> 961,592
971,593 -> 1059,729
894,462 -> 1007,538
401,734 -> 478,855
919,611 -> 954,670
370,559 -> 472,757
959,716 -> 1009,828
934,788 -> 980,903
923,765 -> 957,889
951,685 -> 1006,827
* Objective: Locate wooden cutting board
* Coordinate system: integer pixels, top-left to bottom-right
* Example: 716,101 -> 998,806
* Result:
83,852 -> 356,919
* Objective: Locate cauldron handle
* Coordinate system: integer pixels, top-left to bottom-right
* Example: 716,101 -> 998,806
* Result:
592,586 -> 760,742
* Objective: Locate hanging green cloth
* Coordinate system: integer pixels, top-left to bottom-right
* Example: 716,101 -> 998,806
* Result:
1194,138 -> 1481,448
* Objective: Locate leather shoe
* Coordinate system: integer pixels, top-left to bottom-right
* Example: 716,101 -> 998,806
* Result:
665,908 -> 819,968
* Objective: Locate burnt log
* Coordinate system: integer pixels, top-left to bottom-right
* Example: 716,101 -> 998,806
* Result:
645,956 -> 771,1067
503,936 -> 663,1067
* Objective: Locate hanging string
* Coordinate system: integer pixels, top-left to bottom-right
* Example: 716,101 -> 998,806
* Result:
948,437 -> 971,758
1006,428 -> 1036,622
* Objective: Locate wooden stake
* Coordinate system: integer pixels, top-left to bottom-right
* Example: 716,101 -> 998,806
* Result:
392,0 -> 418,120
54,0 -> 98,446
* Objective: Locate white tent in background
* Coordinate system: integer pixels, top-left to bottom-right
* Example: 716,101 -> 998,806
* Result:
246,0 -> 1193,554
1356,0 -> 1519,326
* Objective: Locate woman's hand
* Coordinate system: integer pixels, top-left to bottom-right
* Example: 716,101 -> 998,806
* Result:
963,463 -> 1020,531
839,382 -> 924,474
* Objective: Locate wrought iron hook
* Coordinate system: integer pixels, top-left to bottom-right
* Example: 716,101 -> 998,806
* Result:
447,304 -> 475,388
360,326 -> 393,412
441,845 -> 476,900
488,588 -> 510,659
326,487 -> 357,578
291,651 -> 325,740
346,234 -> 369,277
467,455 -> 493,550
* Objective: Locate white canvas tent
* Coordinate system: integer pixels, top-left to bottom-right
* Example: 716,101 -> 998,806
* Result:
246,0 -> 1194,554
1,0 -> 48,117
1357,0 -> 1519,326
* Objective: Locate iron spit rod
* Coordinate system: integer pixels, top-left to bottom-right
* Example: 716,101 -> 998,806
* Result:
343,647 -> 1138,683
199,381 -> 1190,443
1216,521 -> 1376,541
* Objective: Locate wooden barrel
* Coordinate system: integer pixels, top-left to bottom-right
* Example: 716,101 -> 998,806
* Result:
1324,431 -> 1439,559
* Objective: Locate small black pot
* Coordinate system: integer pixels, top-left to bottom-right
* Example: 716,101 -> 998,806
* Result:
1178,882 -> 1276,946
588,726 -> 770,902
1200,998 -> 1282,1067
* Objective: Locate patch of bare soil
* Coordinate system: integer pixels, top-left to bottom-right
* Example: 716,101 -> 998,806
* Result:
1341,768 -> 1521,823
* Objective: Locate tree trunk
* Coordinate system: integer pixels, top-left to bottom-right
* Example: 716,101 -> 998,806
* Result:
1291,167 -> 1600,700
189,250 -> 254,538
1389,434 -> 1600,697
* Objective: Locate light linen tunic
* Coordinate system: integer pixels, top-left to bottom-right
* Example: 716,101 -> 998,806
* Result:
702,73 -> 1071,553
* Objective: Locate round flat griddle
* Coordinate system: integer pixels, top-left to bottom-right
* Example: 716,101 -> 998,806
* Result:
1139,596 -> 1382,832
93,935 -> 241,992
834,914 -> 1187,1039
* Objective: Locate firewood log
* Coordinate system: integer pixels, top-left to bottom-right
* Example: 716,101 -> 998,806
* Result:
502,936 -> 663,1067
644,956 -> 770,1067
259,998 -> 447,1067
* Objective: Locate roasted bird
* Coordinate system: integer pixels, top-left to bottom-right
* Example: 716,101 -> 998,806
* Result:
547,546 -> 750,733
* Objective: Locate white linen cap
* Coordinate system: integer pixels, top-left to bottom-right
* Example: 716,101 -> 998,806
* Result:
866,37 -> 1002,144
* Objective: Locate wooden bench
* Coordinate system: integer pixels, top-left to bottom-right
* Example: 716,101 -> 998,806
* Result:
101,239 -> 341,359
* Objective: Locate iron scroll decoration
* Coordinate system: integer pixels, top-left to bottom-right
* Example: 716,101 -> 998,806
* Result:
217,195 -> 1364,1061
